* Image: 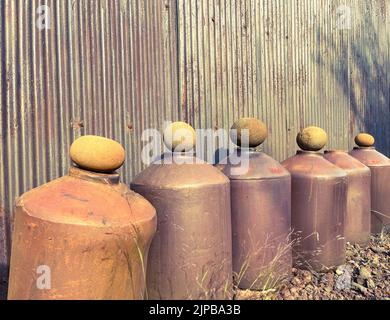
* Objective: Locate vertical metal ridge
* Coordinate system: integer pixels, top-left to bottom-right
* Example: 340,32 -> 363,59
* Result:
0,0 -> 8,299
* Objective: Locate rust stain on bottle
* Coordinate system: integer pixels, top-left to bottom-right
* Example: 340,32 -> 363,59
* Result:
218,149 -> 292,290
131,153 -> 233,300
350,147 -> 390,234
282,151 -> 347,271
8,166 -> 156,300
324,150 -> 371,246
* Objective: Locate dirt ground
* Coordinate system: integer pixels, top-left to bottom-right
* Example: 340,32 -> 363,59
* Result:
236,234 -> 390,300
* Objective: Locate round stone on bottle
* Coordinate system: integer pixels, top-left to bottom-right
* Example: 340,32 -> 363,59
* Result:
163,122 -> 196,152
355,133 -> 375,147
296,126 -> 328,151
70,135 -> 125,173
230,118 -> 268,148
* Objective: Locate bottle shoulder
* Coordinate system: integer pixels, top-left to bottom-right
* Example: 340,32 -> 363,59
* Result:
282,154 -> 347,178
218,151 -> 290,180
132,155 -> 229,189
16,175 -> 155,228
324,151 -> 371,174
350,148 -> 390,167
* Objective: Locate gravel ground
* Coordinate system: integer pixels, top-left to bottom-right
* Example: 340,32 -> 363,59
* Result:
1,235 -> 388,300
236,234 -> 390,300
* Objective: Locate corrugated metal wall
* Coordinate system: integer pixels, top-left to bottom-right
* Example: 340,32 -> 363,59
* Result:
0,0 -> 180,298
178,0 -> 389,160
0,0 -> 389,298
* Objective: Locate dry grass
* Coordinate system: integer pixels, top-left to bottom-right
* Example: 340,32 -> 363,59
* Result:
233,231 -> 295,299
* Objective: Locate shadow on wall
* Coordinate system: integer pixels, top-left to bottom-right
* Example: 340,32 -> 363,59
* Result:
315,8 -> 390,156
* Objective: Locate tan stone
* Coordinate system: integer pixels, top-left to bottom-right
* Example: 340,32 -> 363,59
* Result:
70,135 -> 125,172
296,126 -> 328,151
230,118 -> 268,148
163,122 -> 196,152
355,133 -> 375,147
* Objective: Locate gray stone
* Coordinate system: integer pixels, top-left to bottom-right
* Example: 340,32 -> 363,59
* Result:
335,265 -> 352,291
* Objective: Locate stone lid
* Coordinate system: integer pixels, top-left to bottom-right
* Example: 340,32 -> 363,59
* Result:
296,126 -> 328,151
70,135 -> 125,173
163,122 -> 196,152
230,117 -> 268,148
355,133 -> 375,147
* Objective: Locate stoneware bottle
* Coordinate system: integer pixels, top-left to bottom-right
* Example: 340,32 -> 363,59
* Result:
131,122 -> 233,300
324,150 -> 371,246
282,127 -> 347,271
218,118 -> 292,290
350,133 -> 390,234
8,135 -> 156,300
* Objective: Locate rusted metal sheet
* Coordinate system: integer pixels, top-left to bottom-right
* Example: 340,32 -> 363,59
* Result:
177,0 -> 389,159
0,0 -> 179,298
0,0 -> 389,298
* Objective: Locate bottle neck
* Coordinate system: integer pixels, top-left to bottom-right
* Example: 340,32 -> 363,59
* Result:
296,150 -> 323,156
69,166 -> 120,185
353,146 -> 375,150
324,150 -> 347,154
